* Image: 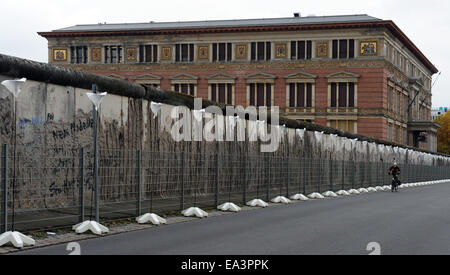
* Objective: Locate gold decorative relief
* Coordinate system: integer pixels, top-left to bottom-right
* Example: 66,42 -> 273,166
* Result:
53,49 -> 67,61
198,45 -> 209,59
126,47 -> 137,61
91,48 -> 102,62
235,44 -> 247,59
360,41 -> 377,56
275,44 -> 287,58
161,46 -> 172,60
316,42 -> 328,58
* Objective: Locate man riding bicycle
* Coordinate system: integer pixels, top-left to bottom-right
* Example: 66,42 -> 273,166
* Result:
389,162 -> 401,192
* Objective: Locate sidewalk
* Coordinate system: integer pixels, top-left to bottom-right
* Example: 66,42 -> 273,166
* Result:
1,202 -> 295,254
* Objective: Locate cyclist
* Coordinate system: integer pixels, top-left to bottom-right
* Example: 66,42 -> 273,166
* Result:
389,162 -> 401,192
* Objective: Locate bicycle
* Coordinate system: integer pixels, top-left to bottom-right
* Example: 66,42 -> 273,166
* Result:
391,174 -> 401,192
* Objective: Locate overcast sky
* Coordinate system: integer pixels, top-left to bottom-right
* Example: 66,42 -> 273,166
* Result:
1,0 -> 449,107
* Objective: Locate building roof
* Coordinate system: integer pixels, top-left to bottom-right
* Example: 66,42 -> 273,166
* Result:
38,14 -> 438,74
51,14 -> 382,32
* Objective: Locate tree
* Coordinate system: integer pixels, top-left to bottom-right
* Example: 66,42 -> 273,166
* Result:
434,111 -> 450,155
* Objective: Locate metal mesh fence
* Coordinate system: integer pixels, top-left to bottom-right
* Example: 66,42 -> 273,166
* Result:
1,144 -> 449,233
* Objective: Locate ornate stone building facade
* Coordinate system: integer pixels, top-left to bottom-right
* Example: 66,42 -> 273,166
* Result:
39,14 -> 440,151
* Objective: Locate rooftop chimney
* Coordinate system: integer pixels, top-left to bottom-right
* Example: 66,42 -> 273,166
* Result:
293,12 -> 301,18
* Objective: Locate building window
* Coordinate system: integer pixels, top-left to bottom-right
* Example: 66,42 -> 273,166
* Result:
395,125 -> 400,143
404,128 -> 408,145
70,46 -> 88,64
104,46 -> 123,64
210,83 -> 233,105
288,83 -> 313,107
332,39 -> 354,59
329,120 -> 356,134
212,43 -> 232,62
386,43 -> 391,60
388,86 -> 393,111
249,83 -> 272,107
298,119 -> 313,124
170,73 -> 198,97
145,84 -> 160,89
403,94 -> 408,117
139,45 -> 158,63
174,84 -> 196,96
416,100 -> 421,120
291,41 -> 312,60
175,44 -> 194,62
387,123 -> 393,141
330,82 -> 355,107
251,42 -> 271,61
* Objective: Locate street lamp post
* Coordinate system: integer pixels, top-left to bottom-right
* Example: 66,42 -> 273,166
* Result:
72,84 -> 109,235
135,101 -> 168,225
0,78 -> 35,248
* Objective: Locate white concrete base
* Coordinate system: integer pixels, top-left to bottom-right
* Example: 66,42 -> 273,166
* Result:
336,190 -> 351,196
358,188 -> 369,193
375,186 -> 385,191
246,199 -> 269,208
308,193 -> 325,199
367,187 -> 378,193
0,231 -> 35,248
218,203 -> 242,212
72,221 -> 109,235
323,191 -> 338,198
136,213 -> 167,225
182,207 -> 208,218
290,194 -> 310,201
271,196 -> 291,204
348,189 -> 360,195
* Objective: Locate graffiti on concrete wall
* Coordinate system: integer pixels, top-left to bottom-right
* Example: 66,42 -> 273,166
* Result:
0,78 -> 449,212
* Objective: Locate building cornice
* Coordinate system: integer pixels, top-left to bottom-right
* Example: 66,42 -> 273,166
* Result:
38,20 -> 438,74
63,59 -> 388,73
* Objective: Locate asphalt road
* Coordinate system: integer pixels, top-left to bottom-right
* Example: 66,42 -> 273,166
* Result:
14,183 -> 450,255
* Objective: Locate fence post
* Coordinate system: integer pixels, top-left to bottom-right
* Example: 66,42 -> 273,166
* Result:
409,164 -> 412,183
266,156 -> 270,201
243,155 -> 247,205
360,162 -> 364,188
285,158 -> 290,197
317,159 -> 321,193
303,158 -> 306,195
180,151 -> 185,212
351,160 -> 356,189
78,147 -> 84,223
341,161 -> 345,191
329,159 -> 333,191
376,162 -> 379,187
93,101 -> 100,223
1,144 -> 7,233
215,154 -> 219,207
136,150 -> 142,217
